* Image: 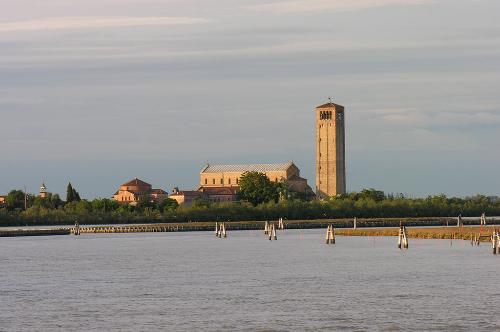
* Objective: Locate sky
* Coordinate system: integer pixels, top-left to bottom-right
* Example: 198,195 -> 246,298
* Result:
1,0 -> 499,199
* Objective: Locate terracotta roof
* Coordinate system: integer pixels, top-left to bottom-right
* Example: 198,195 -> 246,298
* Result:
201,187 -> 238,195
316,102 -> 344,109
121,178 -> 151,187
288,174 -> 307,181
151,189 -> 167,194
170,190 -> 202,197
202,161 -> 295,173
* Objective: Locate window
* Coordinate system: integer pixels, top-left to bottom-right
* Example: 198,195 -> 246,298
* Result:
213,179 -> 215,184
205,179 -> 207,185
228,178 -> 231,184
236,178 -> 239,184
220,178 -> 223,184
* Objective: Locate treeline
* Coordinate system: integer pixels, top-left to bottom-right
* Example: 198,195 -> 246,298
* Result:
1,188 -> 499,226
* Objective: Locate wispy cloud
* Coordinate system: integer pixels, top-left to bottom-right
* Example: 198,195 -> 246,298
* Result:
248,0 -> 436,13
0,16 -> 210,33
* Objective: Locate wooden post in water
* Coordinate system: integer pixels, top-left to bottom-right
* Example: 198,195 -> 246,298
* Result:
74,219 -> 80,236
278,218 -> 284,230
218,223 -> 222,238
272,223 -> 277,240
222,222 -> 227,238
480,213 -> 486,226
325,224 -> 335,244
457,214 -> 463,227
492,229 -> 499,255
264,221 -> 269,235
402,226 -> 408,249
353,217 -> 357,230
215,222 -> 219,236
398,223 -> 402,249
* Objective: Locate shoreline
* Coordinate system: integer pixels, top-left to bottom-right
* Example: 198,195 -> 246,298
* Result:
1,218 -> 499,238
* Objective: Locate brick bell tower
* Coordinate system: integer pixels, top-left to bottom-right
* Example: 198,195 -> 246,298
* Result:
315,99 -> 346,198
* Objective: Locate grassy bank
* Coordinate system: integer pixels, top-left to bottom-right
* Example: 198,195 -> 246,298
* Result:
336,226 -> 497,241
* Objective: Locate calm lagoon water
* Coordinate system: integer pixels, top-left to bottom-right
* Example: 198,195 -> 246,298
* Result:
1,229 -> 499,331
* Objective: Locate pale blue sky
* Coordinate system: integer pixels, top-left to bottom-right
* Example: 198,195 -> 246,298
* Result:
1,0 -> 499,198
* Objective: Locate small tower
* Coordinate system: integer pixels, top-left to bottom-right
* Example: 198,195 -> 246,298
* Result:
39,182 -> 47,198
315,99 -> 346,198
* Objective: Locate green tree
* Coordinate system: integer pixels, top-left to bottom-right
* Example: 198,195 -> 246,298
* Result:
66,183 -> 81,203
239,171 -> 278,206
66,183 -> 74,203
158,197 -> 179,212
5,190 -> 26,211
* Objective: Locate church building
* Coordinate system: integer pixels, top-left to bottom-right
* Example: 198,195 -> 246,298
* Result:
198,161 -> 314,202
113,178 -> 167,205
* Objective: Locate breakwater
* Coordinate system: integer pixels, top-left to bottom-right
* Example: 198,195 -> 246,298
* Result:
0,228 -> 70,237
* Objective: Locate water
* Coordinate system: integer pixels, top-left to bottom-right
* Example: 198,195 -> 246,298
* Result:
0,229 -> 499,331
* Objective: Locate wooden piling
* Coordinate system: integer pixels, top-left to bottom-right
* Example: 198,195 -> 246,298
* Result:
326,224 -> 335,244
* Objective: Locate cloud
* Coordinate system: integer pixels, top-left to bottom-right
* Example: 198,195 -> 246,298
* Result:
366,108 -> 500,127
0,16 -> 210,33
248,0 -> 436,13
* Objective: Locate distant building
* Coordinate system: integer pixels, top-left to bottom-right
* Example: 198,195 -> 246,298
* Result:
315,101 -> 346,198
0,195 -> 6,206
113,178 -> 167,205
39,182 -> 50,198
169,187 -> 203,206
198,161 -> 314,201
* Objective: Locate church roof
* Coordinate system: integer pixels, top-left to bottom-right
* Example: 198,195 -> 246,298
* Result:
201,187 -> 238,195
121,178 -> 151,187
151,189 -> 167,194
316,102 -> 344,109
201,161 -> 295,173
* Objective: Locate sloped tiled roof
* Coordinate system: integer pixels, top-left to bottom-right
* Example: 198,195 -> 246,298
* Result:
201,161 -> 295,173
151,189 -> 167,194
201,187 -> 238,195
288,174 -> 307,182
316,102 -> 344,109
170,190 -> 202,197
121,178 -> 151,187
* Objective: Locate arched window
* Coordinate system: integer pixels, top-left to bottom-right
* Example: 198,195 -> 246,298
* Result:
213,179 -> 215,184
220,178 -> 223,184
228,178 -> 231,184
205,178 -> 208,185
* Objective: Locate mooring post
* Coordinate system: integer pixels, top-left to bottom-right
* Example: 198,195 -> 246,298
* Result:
268,223 -> 273,240
74,219 -> 80,236
353,217 -> 357,230
402,226 -> 408,249
326,224 -> 335,245
457,214 -> 462,227
325,225 -> 330,244
492,229 -> 499,255
278,218 -> 284,230
398,222 -> 402,249
272,223 -> 277,240
215,222 -> 219,236
331,224 -> 335,244
223,222 -> 227,238
264,221 -> 269,235
218,223 -> 222,238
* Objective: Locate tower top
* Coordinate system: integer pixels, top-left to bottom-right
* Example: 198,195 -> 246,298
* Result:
316,101 -> 344,109
40,182 -> 46,193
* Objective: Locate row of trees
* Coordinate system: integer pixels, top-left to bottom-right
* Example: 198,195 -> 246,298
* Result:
1,189 -> 499,227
